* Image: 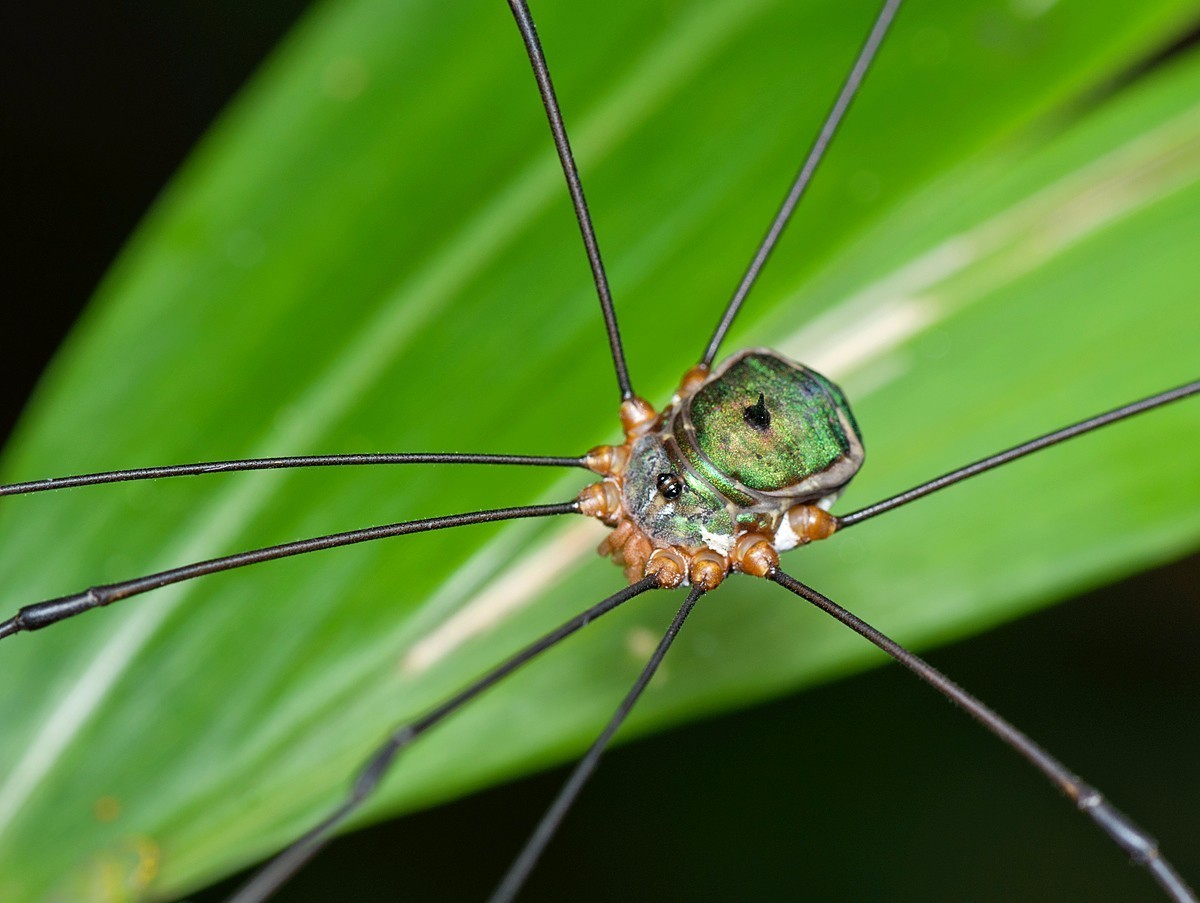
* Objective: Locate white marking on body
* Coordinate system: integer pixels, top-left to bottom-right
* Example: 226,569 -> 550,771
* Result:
698,524 -> 735,556
774,516 -> 802,553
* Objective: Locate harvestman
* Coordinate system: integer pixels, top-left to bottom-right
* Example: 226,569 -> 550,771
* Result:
1,1 -> 1198,900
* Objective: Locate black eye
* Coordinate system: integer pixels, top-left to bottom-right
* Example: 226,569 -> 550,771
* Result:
656,473 -> 684,500
743,392 -> 771,431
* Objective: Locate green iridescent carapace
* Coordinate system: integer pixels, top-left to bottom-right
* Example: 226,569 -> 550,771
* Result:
680,350 -> 863,503
623,349 -> 864,554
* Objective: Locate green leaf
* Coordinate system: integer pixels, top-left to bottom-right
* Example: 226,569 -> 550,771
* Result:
1,0 -> 1198,898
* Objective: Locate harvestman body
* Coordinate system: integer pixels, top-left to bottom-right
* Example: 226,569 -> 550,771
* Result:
1,0 -> 1198,900
578,349 -> 860,590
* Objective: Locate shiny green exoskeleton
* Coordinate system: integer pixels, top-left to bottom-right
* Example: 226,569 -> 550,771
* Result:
621,349 -> 864,556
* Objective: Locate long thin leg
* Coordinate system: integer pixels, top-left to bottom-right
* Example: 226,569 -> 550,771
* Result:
699,0 -> 903,368
488,585 -> 704,903
0,452 -> 588,497
769,567 -> 1197,903
837,380 -> 1200,529
227,575 -> 661,903
0,501 -> 579,639
506,0 -> 634,402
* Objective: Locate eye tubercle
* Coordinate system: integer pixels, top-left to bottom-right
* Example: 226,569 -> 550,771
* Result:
743,392 -> 771,431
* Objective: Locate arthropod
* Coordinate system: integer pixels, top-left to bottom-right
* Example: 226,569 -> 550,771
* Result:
2,0 -> 1199,900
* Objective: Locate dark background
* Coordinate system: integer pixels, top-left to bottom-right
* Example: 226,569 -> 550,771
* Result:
0,1 -> 309,436
2,3 -> 1197,901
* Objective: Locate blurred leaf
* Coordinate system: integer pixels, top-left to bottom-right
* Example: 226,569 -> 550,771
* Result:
0,0 -> 1198,899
